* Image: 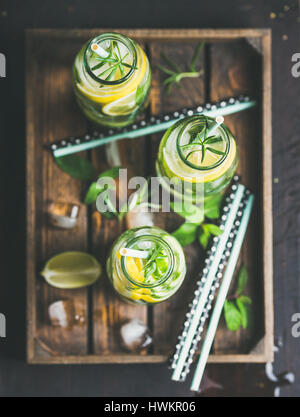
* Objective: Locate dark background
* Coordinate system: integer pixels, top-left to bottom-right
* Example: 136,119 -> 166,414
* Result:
0,0 -> 299,397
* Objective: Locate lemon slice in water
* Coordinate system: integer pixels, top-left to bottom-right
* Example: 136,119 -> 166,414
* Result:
102,91 -> 137,116
41,252 -> 102,289
186,138 -> 227,168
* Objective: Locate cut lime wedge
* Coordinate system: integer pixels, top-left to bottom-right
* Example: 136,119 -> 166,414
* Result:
41,252 -> 102,289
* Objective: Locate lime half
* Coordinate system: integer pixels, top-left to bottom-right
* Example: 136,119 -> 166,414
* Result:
41,252 -> 102,289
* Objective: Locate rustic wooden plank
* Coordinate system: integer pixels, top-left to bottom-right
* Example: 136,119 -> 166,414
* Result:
28,351 -> 269,365
148,41 -> 206,355
261,31 -> 273,363
209,39 -> 265,354
91,39 -> 149,355
27,28 -> 270,42
91,148 -> 148,355
27,31 -> 89,356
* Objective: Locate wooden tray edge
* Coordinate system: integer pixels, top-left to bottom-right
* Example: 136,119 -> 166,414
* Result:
25,28 -> 274,365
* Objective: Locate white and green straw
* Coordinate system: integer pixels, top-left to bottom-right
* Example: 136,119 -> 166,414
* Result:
51,96 -> 256,158
172,183 -> 246,381
190,193 -> 254,391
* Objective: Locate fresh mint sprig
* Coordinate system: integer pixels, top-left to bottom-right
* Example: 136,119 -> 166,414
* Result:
142,243 -> 168,281
158,42 -> 204,94
223,266 -> 253,331
171,195 -> 224,247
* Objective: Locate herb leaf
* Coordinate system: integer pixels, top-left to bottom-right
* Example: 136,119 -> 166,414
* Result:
198,223 -> 223,249
202,223 -> 223,236
172,222 -> 199,246
236,265 -> 248,296
171,202 -> 204,224
190,41 -> 205,72
55,155 -> 96,181
158,43 -> 204,94
224,300 -> 242,331
224,265 -> 253,332
84,182 -> 100,205
204,194 -> 223,219
206,147 -> 225,156
236,296 -> 252,329
204,136 -> 223,145
198,227 -> 210,249
84,166 -> 121,205
161,51 -> 181,73
179,122 -> 224,166
91,43 -> 137,84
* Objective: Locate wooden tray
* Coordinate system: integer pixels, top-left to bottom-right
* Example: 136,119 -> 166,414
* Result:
26,29 -> 273,364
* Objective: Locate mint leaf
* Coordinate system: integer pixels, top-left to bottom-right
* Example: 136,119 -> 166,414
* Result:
224,300 -> 242,331
55,155 -> 96,180
84,166 -> 121,205
236,296 -> 252,329
239,295 -> 252,328
236,265 -> 248,296
171,202 -> 204,224
239,295 -> 252,305
84,182 -> 99,204
172,222 -> 199,246
236,297 -> 248,329
98,166 -> 121,180
97,190 -> 118,219
198,227 -> 210,249
204,194 -> 223,219
202,223 -> 223,236
198,224 -> 222,249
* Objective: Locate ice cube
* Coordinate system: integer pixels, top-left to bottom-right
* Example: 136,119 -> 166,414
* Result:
120,319 -> 152,352
126,204 -> 154,229
48,300 -> 76,329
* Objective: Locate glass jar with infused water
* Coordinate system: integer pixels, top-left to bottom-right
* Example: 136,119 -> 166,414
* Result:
73,32 -> 151,128
156,115 -> 239,202
106,226 -> 186,305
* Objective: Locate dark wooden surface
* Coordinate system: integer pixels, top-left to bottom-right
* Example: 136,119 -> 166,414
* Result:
0,0 -> 299,397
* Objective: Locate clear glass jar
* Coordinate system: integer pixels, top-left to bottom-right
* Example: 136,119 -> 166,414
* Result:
73,32 -> 151,128
106,226 -> 186,305
156,115 -> 239,202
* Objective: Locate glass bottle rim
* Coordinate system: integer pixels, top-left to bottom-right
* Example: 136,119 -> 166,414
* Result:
84,32 -> 138,86
176,115 -> 230,171
120,234 -> 175,288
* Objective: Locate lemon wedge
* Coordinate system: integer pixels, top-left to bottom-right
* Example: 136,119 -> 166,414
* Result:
41,252 -> 102,289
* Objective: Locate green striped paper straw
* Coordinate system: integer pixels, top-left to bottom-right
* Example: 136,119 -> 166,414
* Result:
172,184 -> 246,381
53,99 -> 256,158
191,193 -> 254,392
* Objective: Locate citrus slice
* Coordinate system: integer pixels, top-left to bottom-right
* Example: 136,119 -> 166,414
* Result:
76,49 -> 148,107
162,140 -> 236,184
76,83 -> 117,105
41,252 -> 102,289
130,292 -> 156,303
187,139 -> 226,168
124,255 -> 144,282
102,91 -> 137,116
